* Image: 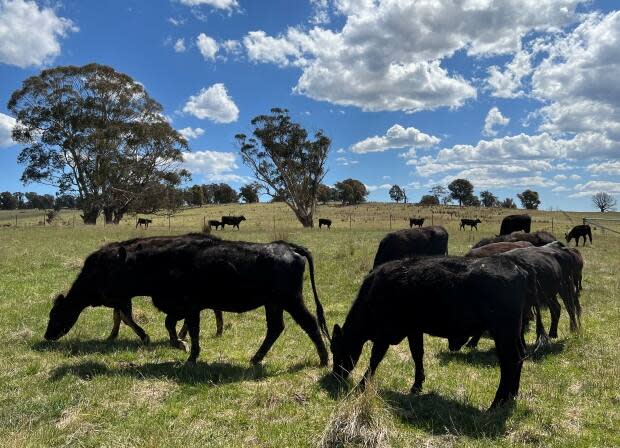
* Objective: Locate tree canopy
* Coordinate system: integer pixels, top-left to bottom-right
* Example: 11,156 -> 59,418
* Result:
239,183 -> 261,203
517,189 -> 541,210
592,192 -> 616,212
8,63 -> 189,224
448,179 -> 474,206
389,185 -> 405,203
334,178 -> 368,205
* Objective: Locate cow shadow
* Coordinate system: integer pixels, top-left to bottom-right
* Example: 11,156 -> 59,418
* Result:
437,340 -> 565,367
32,338 -> 170,355
48,359 -> 268,385
318,372 -> 354,399
381,390 -> 521,439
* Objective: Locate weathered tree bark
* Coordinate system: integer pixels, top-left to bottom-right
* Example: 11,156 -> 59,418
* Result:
81,208 -> 100,225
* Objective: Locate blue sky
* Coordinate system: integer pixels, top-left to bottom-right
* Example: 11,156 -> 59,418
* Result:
1,0 -> 619,211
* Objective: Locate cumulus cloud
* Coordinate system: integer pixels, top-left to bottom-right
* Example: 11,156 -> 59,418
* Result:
588,161 -> 620,176
183,150 -> 247,182
365,183 -> 391,192
570,181 -> 620,198
178,0 -> 238,11
483,107 -> 510,136
0,113 -> 16,148
486,49 -> 532,98
174,38 -> 186,52
178,127 -> 205,140
0,0 -> 78,68
182,84 -> 239,123
350,124 -> 440,153
196,33 -> 218,60
243,0 -> 582,112
336,156 -> 358,166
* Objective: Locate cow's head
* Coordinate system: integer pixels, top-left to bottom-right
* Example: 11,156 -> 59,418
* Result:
240,216 -> 246,221
476,219 -> 482,223
564,232 -> 569,241
44,293 -> 86,340
330,324 -> 362,379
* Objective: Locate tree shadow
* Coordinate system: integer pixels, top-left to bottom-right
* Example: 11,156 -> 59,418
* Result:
32,338 -> 169,355
381,390 -> 523,439
48,359 -> 269,385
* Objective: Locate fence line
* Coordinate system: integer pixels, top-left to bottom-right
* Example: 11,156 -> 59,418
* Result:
583,217 -> 620,235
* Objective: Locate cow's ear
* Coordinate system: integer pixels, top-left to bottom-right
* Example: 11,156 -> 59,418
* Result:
117,247 -> 127,262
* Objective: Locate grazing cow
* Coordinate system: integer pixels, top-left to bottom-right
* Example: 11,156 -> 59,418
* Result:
567,248 -> 584,320
318,218 -> 332,229
331,255 -> 535,409
208,220 -> 222,230
500,214 -> 531,235
460,218 -> 482,231
565,225 -> 592,246
409,218 -> 425,228
472,231 -> 557,249
372,226 -> 448,269
44,233 -> 330,366
465,241 -> 533,257
221,215 -> 246,230
136,218 -> 152,228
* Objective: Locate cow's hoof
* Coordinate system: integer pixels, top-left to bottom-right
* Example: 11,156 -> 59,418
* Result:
410,383 -> 423,395
184,359 -> 197,367
172,340 -> 189,352
250,356 -> 263,365
106,334 -> 118,342
549,331 -> 558,339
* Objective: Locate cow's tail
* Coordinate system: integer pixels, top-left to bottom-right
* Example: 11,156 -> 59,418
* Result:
283,242 -> 330,341
587,226 -> 593,243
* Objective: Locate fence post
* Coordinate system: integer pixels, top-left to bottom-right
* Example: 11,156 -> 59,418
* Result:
552,218 -> 554,233
389,213 -> 392,230
273,215 -> 276,232
349,214 -> 352,229
583,217 -> 586,226
204,216 -> 206,229
431,212 -> 434,226
168,215 -> 171,231
43,212 -> 45,226
15,215 -> 17,227
73,215 -> 75,228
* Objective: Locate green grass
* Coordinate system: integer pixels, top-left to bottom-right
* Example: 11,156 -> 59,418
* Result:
0,203 -> 618,447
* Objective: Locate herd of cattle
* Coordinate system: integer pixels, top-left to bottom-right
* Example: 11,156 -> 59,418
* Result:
45,213 -> 592,410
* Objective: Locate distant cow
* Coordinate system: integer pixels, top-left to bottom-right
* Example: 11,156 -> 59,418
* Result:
565,225 -> 592,246
409,218 -> 425,228
460,218 -> 481,231
472,231 -> 557,249
465,241 -> 533,257
136,218 -> 152,228
372,226 -> 449,268
44,233 -> 330,366
221,215 -> 246,230
500,214 -> 531,235
318,218 -> 332,229
331,255 -> 536,409
208,220 -> 222,230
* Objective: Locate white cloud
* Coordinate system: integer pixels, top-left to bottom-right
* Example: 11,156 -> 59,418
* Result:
552,186 -> 570,192
483,107 -> 510,137
486,49 -> 532,98
570,181 -> 620,198
222,39 -> 242,55
0,113 -> 16,148
196,33 -> 219,60
350,124 -> 440,153
309,0 -> 330,25
178,127 -> 205,140
244,0 -> 582,112
178,0 -> 238,11
174,38 -> 186,53
182,83 -> 239,123
336,156 -> 358,166
554,174 -> 568,181
365,183 -> 391,192
588,161 -> 620,176
183,150 -> 247,182
168,17 -> 185,26
0,0 -> 78,68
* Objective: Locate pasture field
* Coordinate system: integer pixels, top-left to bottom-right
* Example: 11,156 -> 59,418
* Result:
0,203 -> 618,447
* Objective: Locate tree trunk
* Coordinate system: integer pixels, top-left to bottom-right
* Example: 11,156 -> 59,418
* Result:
298,213 -> 314,228
81,207 -> 100,225
103,207 -> 115,225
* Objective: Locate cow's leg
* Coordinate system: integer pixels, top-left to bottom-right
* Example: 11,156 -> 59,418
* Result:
559,292 -> 578,332
106,309 -> 122,341
118,303 -> 150,344
533,304 -> 549,350
185,311 -> 201,364
359,341 -> 389,389
490,333 -> 521,409
178,321 -> 188,340
466,330 -> 483,349
408,332 -> 425,393
251,305 -> 285,365
214,310 -> 224,337
286,300 -> 329,366
547,296 -> 561,339
165,314 -> 188,351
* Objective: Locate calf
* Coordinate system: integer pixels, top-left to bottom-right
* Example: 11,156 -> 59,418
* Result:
44,234 -> 330,366
318,218 -> 332,229
208,219 -> 222,230
136,218 -> 152,228
473,231 -> 557,249
500,214 -> 531,235
460,218 -> 481,231
465,241 -> 533,257
372,226 -> 448,268
565,225 -> 592,246
409,218 -> 425,228
221,215 -> 246,230
331,255 -> 534,409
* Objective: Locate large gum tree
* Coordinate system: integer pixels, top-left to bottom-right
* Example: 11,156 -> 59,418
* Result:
8,63 -> 189,224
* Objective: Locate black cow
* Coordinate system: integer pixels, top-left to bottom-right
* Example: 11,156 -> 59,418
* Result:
44,233 -> 330,366
565,225 -> 592,246
221,215 -> 246,230
460,218 -> 481,231
136,218 -> 152,228
500,214 -> 531,235
472,231 -> 557,249
331,255 -> 535,409
465,241 -> 533,257
372,226 -> 448,268
409,218 -> 425,228
208,220 -> 222,230
318,218 -> 332,229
